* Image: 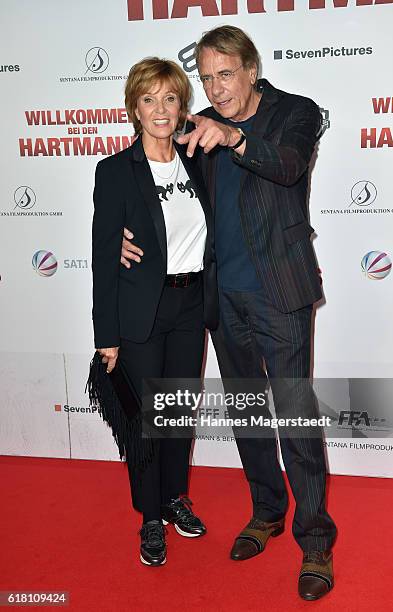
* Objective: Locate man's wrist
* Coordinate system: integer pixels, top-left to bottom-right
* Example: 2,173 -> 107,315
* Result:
228,127 -> 246,150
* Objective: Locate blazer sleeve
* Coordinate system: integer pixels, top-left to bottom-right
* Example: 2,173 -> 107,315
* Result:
231,97 -> 322,187
92,160 -> 125,349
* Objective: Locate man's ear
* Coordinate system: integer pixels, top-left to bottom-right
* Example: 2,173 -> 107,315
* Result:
249,64 -> 257,85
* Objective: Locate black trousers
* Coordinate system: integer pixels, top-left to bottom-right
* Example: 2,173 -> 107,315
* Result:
119,277 -> 205,523
212,287 -> 337,552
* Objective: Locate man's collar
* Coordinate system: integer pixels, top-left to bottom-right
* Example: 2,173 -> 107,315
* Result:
256,78 -> 282,107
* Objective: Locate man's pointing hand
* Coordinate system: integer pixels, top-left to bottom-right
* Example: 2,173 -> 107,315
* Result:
177,113 -> 243,157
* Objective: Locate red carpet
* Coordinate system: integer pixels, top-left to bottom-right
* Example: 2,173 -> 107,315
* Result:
1,456 -> 392,611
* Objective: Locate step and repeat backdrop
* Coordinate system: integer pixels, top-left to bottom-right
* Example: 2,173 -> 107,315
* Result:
1,0 -> 392,477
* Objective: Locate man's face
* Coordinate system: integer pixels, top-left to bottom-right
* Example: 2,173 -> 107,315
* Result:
198,47 -> 258,122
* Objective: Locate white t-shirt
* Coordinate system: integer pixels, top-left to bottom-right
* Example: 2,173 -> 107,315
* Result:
148,152 -> 207,274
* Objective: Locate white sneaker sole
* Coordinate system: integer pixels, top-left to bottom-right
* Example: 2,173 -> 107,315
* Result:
140,553 -> 166,566
162,519 -> 205,538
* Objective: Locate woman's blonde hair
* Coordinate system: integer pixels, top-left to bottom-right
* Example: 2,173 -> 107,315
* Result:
125,57 -> 191,134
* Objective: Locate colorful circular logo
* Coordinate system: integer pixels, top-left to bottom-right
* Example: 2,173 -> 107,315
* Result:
32,250 -> 58,277
361,251 -> 392,280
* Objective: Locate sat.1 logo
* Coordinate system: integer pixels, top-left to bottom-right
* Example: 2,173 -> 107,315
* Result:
32,250 -> 58,277
361,251 -> 391,280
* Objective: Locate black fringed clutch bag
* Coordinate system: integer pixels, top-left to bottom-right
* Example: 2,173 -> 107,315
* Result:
86,351 -> 153,469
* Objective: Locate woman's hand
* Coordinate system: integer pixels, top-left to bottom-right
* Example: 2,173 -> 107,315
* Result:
97,347 -> 119,374
121,228 -> 144,268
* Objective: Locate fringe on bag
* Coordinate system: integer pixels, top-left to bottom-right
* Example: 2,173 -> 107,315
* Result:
86,351 -> 154,469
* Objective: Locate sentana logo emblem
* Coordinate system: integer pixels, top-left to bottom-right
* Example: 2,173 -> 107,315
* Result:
349,181 -> 377,208
32,250 -> 58,277
59,49 -> 126,84
14,186 -> 36,210
85,47 -> 109,74
320,180 -> 390,216
0,187 -> 63,218
361,251 -> 392,280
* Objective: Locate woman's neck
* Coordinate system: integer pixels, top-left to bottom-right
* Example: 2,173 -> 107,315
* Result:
142,133 -> 175,163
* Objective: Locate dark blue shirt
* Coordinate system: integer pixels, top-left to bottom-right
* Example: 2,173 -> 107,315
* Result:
215,116 -> 261,291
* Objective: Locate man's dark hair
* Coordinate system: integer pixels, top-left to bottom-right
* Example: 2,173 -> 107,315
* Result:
195,25 -> 260,76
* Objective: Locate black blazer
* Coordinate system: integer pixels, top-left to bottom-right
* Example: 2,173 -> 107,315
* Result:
196,78 -> 323,314
92,138 -> 218,348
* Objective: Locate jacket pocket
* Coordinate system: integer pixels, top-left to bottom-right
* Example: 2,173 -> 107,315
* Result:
283,221 -> 314,245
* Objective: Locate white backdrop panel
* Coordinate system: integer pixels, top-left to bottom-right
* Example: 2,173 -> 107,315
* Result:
1,0 -> 392,475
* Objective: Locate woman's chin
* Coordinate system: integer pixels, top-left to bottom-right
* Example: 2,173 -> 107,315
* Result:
142,125 -> 176,140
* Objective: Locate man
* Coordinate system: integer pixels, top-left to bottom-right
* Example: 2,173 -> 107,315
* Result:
121,26 -> 336,600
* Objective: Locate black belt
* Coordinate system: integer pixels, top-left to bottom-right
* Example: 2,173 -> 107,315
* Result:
164,271 -> 201,288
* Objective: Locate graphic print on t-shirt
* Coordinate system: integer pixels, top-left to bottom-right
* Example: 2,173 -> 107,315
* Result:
155,179 -> 195,202
156,183 -> 173,201
177,180 -> 196,198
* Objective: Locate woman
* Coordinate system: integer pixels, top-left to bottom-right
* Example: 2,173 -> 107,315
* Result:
91,57 -> 218,566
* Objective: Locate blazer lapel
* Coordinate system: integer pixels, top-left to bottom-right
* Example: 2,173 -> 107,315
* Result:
206,151 -> 218,210
251,78 -> 283,138
128,138 -> 167,266
238,79 -> 283,194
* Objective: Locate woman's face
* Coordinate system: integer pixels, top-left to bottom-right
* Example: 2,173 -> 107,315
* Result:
135,80 -> 181,141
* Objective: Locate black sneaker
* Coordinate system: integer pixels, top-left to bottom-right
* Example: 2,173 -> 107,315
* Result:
161,497 -> 206,538
139,520 -> 167,566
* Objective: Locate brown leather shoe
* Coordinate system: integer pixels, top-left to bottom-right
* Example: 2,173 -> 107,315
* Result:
230,517 -> 285,561
298,550 -> 334,600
